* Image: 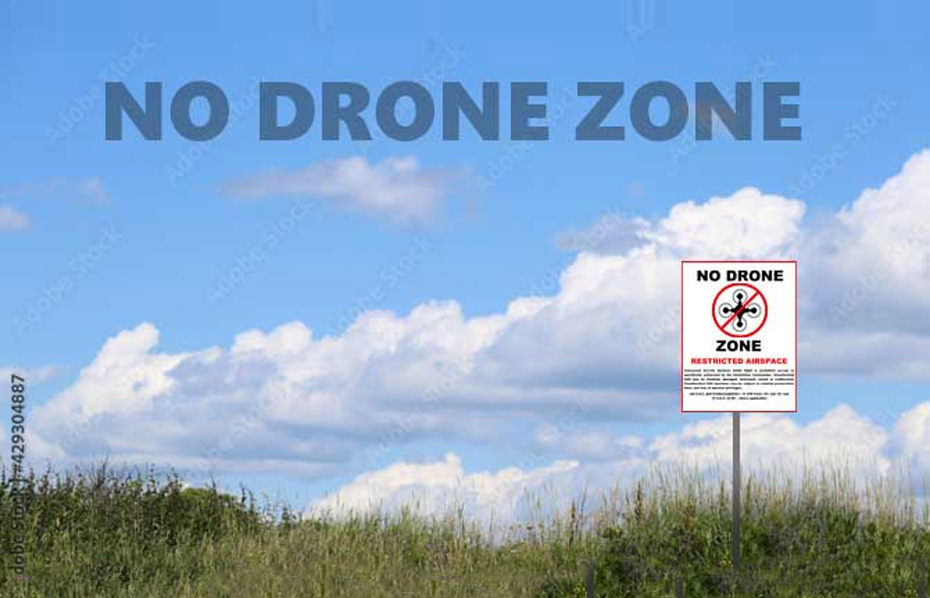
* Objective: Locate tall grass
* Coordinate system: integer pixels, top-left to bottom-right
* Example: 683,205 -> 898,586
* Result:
1,463 -> 928,597
574,467 -> 930,597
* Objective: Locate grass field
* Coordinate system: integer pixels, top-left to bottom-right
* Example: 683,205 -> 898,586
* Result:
1,464 -> 928,597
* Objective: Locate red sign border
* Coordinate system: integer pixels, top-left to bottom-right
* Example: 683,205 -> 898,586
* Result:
680,259 -> 798,414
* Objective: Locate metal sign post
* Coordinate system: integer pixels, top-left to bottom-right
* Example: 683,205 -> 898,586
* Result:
732,412 -> 741,574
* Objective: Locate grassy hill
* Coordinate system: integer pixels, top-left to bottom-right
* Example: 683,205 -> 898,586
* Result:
1,465 -> 928,597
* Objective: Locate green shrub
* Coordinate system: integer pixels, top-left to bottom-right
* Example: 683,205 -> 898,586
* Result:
0,463 -> 927,597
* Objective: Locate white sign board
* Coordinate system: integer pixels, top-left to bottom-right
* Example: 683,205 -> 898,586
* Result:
681,260 -> 797,413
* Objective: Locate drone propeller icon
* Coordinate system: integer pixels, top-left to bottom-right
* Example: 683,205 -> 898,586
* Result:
716,288 -> 764,335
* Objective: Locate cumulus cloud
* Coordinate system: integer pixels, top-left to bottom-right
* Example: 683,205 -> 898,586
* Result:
0,205 -> 30,231
649,405 -> 891,476
803,151 -> 930,333
892,402 -> 930,475
312,453 -> 581,522
558,150 -> 930,379
224,156 -> 466,224
26,149 -> 930,485
314,403 -> 924,522
39,323 -> 192,421
534,423 -> 643,461
557,187 -> 804,257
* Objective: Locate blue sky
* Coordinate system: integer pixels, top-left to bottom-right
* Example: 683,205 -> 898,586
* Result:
2,0 -> 930,515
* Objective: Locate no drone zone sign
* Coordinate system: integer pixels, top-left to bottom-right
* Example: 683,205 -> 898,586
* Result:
681,260 -> 797,413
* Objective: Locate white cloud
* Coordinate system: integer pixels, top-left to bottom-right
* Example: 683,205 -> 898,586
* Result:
649,405 -> 891,476
803,150 -> 930,333
893,402 -> 930,475
534,423 -> 643,460
314,403 -> 927,522
636,187 -> 805,259
557,187 -> 804,258
0,205 -> 30,231
39,323 -> 191,421
312,453 -> 582,523
26,149 -> 930,483
224,156 -> 465,224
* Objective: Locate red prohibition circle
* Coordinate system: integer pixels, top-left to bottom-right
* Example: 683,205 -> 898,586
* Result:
711,282 -> 768,338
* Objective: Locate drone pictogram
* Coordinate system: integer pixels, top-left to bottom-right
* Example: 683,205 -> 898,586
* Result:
712,283 -> 768,338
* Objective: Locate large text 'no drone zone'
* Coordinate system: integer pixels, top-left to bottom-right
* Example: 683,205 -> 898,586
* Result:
105,81 -> 801,142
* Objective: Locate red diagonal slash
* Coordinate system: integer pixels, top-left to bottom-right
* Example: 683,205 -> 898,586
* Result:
721,289 -> 761,332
